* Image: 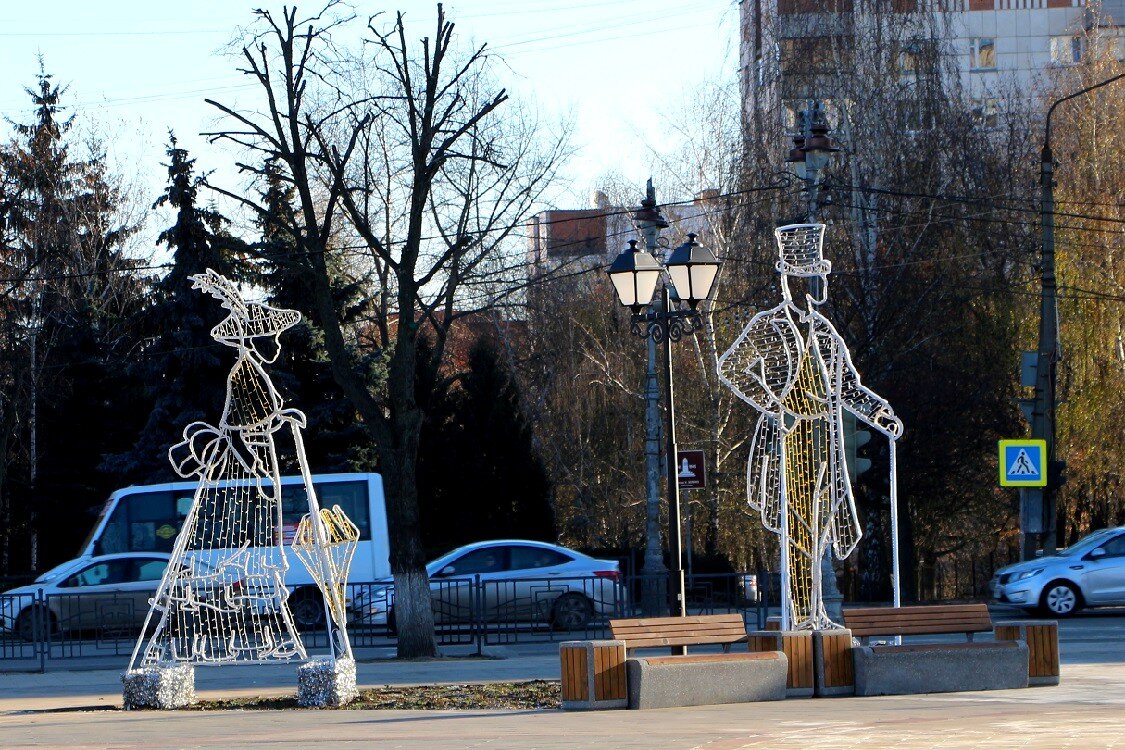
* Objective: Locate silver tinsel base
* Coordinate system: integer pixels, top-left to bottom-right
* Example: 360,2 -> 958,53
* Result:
297,657 -> 358,707
121,664 -> 196,710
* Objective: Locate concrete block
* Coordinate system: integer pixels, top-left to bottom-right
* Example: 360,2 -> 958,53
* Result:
560,640 -> 628,711
626,651 -> 787,710
853,643 -> 1028,697
297,657 -> 358,707
121,663 -> 196,710
813,629 -> 855,697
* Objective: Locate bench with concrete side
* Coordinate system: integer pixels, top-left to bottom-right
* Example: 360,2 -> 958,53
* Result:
609,614 -> 787,710
844,604 -> 1028,697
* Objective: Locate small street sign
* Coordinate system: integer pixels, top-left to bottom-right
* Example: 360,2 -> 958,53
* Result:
999,439 -> 1047,487
677,449 -> 707,490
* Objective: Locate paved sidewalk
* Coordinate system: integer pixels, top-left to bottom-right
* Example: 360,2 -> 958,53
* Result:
3,615 -> 1123,748
3,661 -> 1123,749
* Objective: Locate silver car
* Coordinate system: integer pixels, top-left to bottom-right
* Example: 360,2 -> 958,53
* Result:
0,553 -> 173,639
991,526 -> 1125,616
353,540 -> 624,631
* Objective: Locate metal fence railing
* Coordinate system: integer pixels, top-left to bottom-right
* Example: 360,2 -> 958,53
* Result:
0,571 -> 773,670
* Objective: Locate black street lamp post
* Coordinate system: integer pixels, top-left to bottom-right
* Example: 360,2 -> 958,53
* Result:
607,186 -> 722,619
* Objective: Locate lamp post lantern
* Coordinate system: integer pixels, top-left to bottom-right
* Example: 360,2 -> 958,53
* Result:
607,186 -> 722,620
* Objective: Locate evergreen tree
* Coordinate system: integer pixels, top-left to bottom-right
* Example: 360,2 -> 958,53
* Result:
0,65 -> 142,570
418,335 -> 555,556
255,157 -> 377,473
104,135 -> 235,483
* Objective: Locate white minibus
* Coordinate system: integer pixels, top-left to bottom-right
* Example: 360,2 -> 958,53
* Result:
76,473 -> 389,627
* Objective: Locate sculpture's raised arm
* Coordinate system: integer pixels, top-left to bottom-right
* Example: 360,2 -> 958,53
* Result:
819,319 -> 902,439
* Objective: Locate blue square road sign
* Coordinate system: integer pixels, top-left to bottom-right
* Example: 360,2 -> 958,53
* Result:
998,439 -> 1047,487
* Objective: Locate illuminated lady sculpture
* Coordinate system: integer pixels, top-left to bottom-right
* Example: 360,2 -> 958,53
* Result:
129,270 -> 356,670
718,224 -> 902,630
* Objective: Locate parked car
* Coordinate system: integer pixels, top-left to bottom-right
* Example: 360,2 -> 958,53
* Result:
0,553 -> 175,640
352,540 -> 624,631
991,526 -> 1125,616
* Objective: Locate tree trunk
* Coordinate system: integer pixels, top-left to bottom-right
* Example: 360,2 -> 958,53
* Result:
381,440 -> 438,658
381,328 -> 438,659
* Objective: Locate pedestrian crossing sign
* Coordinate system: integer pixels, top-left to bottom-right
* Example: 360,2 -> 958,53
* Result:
999,439 -> 1047,487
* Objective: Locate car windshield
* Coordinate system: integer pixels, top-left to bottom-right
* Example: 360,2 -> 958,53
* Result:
34,559 -> 85,583
1058,528 -> 1117,557
426,546 -> 475,576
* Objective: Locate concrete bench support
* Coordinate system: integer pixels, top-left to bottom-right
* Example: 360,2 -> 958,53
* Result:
748,630 -> 813,697
853,642 -> 1028,696
813,629 -> 855,696
626,651 -> 787,710
994,620 -> 1060,686
560,640 -> 627,710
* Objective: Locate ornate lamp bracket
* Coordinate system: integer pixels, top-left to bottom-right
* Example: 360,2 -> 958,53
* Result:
630,307 -> 704,343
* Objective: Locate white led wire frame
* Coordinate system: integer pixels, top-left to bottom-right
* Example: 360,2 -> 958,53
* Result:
718,224 -> 902,631
129,270 -> 358,669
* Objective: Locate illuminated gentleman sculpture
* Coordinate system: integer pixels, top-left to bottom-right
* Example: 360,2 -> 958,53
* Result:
124,270 -> 357,708
718,224 -> 902,630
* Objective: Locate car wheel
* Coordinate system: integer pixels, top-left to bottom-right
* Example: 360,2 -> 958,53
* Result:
290,589 -> 326,630
551,593 -> 593,631
15,605 -> 56,642
1040,581 -> 1082,616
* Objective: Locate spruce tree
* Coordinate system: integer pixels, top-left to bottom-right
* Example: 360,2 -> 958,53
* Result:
418,335 -> 555,555
104,135 -> 235,483
255,157 -> 377,473
0,65 -> 142,569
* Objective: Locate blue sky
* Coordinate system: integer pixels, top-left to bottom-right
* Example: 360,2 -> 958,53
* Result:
0,1 -> 737,243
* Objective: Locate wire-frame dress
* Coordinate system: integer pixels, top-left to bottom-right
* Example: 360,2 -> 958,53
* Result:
129,272 -> 309,667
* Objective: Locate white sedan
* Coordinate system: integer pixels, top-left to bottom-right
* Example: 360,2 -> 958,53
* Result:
352,540 -> 624,631
0,553 -> 173,639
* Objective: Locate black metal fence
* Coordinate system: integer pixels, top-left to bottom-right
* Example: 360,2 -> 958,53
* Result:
1,571 -> 774,670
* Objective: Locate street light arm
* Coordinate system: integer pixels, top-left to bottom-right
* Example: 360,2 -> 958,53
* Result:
1043,72 -> 1125,161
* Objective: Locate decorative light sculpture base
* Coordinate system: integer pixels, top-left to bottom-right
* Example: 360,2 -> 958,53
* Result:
121,664 -> 196,710
297,657 -> 358,707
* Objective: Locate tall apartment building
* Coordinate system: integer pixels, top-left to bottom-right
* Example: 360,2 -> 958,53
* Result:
741,0 -> 1124,139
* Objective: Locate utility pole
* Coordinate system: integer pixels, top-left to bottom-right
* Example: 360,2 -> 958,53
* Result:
1028,73 -> 1125,557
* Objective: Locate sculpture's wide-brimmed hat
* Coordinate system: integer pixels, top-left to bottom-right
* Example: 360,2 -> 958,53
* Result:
189,269 -> 301,342
774,223 -> 831,277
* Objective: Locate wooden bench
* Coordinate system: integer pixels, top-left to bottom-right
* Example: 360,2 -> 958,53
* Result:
843,604 -> 1029,696
609,614 -> 749,654
607,614 -> 787,709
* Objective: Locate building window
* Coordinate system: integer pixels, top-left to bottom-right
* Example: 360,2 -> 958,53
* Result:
972,98 -> 999,129
970,38 -> 996,71
898,40 -> 935,75
1050,35 -> 1084,66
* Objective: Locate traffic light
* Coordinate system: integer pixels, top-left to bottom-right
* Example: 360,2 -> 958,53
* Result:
843,411 -> 872,482
1048,459 -> 1067,489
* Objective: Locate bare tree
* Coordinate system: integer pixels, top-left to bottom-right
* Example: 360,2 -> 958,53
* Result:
204,3 -> 567,656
